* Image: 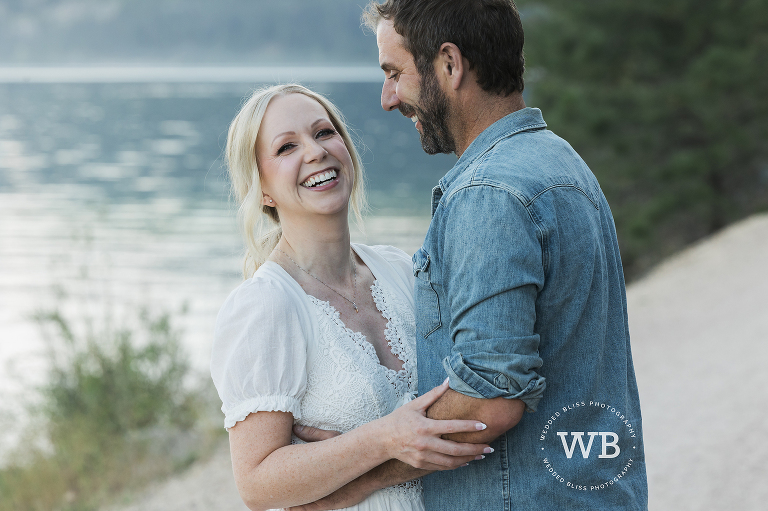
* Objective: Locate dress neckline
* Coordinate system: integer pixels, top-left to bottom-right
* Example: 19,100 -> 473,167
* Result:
305,284 -> 409,379
262,245 -> 409,375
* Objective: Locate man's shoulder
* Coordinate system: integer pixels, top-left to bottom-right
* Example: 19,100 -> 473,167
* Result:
450,128 -> 601,207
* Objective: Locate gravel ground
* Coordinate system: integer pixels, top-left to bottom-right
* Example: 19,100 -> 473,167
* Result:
105,446 -> 248,511
628,213 -> 768,509
111,213 -> 768,510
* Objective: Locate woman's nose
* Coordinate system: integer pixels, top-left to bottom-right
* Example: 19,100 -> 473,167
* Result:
381,79 -> 400,111
304,139 -> 327,163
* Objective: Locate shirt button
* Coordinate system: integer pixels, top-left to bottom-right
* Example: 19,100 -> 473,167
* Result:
494,373 -> 510,390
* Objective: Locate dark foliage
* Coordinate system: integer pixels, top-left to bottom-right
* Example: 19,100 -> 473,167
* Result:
521,0 -> 768,277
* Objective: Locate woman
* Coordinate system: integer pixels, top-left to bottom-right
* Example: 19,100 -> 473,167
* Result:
210,84 -> 489,511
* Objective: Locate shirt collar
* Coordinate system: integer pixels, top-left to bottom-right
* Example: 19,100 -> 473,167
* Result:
438,107 -> 547,192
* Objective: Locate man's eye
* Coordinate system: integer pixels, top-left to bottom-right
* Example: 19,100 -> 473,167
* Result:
388,72 -> 399,81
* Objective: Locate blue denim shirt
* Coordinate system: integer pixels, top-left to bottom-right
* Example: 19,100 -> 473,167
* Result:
414,108 -> 647,510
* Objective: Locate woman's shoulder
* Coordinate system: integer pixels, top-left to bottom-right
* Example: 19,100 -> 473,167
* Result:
217,263 -> 306,323
353,243 -> 415,307
354,243 -> 413,268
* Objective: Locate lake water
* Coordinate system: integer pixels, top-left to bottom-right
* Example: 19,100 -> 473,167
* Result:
0,72 -> 456,447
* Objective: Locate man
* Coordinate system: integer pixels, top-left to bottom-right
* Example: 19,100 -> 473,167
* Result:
295,0 -> 648,509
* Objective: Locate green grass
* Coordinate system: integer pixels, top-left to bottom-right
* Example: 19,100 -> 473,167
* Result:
0,305 -> 223,511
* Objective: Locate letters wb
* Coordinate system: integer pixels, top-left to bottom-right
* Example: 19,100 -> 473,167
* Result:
556,432 -> 620,459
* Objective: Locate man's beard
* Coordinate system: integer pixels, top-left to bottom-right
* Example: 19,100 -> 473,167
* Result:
399,68 -> 455,155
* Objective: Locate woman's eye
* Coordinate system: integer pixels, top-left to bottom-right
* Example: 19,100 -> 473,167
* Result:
276,143 -> 295,155
316,128 -> 337,138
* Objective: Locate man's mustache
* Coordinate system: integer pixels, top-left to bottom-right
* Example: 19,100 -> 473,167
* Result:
398,103 -> 416,117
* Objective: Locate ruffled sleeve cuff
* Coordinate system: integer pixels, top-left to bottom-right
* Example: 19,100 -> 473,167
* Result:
223,395 -> 302,429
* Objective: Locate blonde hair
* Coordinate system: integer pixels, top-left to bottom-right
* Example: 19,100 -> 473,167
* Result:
226,84 -> 367,278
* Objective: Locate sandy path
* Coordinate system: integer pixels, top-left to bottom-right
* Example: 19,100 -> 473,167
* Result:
106,446 -> 248,511
628,213 -> 768,509
111,213 -> 768,510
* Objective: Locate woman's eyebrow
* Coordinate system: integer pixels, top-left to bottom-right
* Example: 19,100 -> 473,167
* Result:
271,118 -> 330,145
271,131 -> 295,144
311,118 -> 329,129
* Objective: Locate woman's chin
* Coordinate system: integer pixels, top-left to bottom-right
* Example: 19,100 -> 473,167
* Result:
299,187 -> 352,214
282,200 -> 351,222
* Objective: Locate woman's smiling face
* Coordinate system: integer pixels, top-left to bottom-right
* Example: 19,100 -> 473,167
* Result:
256,93 -> 355,220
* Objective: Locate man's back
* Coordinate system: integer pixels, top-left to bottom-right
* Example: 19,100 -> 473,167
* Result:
415,108 -> 648,510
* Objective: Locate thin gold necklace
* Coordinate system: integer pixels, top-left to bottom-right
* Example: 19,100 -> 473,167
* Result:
277,248 -> 359,313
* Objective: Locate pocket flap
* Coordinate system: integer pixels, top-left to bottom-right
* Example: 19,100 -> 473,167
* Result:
412,247 -> 430,277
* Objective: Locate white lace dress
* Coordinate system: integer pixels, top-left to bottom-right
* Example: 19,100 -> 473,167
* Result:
211,244 -> 424,511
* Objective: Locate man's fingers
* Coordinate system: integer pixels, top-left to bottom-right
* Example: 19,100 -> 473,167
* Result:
287,504 -> 322,511
293,424 -> 341,442
287,504 -> 320,511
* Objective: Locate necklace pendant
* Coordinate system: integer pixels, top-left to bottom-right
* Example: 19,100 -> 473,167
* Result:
353,303 -> 358,313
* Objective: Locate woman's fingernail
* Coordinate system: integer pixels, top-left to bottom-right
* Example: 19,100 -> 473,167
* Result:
443,377 -> 450,386
294,425 -> 303,432
483,447 -> 494,454
476,423 -> 487,430
474,455 -> 485,460
462,463 -> 469,467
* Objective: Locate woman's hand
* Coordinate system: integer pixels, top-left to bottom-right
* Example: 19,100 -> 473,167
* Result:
379,378 -> 492,470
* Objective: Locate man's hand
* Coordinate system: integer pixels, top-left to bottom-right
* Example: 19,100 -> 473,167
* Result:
285,479 -> 374,511
285,458 -> 428,511
292,424 -> 340,442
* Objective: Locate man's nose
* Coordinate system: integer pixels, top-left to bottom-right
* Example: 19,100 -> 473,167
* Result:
381,79 -> 400,111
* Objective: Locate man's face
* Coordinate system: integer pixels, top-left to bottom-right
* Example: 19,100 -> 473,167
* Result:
376,20 -> 455,155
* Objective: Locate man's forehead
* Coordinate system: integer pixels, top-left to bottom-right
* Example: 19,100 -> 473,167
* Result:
376,20 -> 411,68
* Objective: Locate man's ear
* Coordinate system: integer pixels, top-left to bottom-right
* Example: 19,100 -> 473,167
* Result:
435,42 -> 465,91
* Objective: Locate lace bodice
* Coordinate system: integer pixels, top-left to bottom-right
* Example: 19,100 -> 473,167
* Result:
299,281 -> 416,430
297,280 -> 422,501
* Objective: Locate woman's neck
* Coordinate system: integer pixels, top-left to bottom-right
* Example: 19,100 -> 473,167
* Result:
274,212 -> 356,285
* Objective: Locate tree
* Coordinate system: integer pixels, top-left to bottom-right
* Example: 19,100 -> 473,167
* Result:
521,0 -> 768,278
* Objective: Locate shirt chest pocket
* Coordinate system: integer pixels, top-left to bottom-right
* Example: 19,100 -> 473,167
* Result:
412,248 -> 441,338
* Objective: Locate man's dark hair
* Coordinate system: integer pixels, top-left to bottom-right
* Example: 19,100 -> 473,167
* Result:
363,0 -> 525,96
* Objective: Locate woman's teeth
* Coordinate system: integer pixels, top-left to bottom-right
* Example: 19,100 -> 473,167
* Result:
301,169 -> 337,188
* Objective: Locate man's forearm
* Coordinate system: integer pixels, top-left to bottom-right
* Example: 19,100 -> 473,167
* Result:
357,458 -> 432,491
426,388 -> 525,443
286,460 -> 433,511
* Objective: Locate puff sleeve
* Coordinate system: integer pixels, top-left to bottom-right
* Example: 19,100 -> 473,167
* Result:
210,275 -> 310,429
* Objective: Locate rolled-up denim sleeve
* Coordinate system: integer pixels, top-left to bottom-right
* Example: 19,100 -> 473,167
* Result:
442,185 -> 546,412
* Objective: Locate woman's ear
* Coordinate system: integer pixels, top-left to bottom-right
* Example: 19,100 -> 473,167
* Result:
262,194 -> 275,206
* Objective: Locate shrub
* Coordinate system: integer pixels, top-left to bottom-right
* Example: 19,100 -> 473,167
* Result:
0,305 -> 221,511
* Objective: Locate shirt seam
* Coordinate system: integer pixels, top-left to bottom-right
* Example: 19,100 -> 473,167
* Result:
439,121 -> 547,191
439,182 -> 550,276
